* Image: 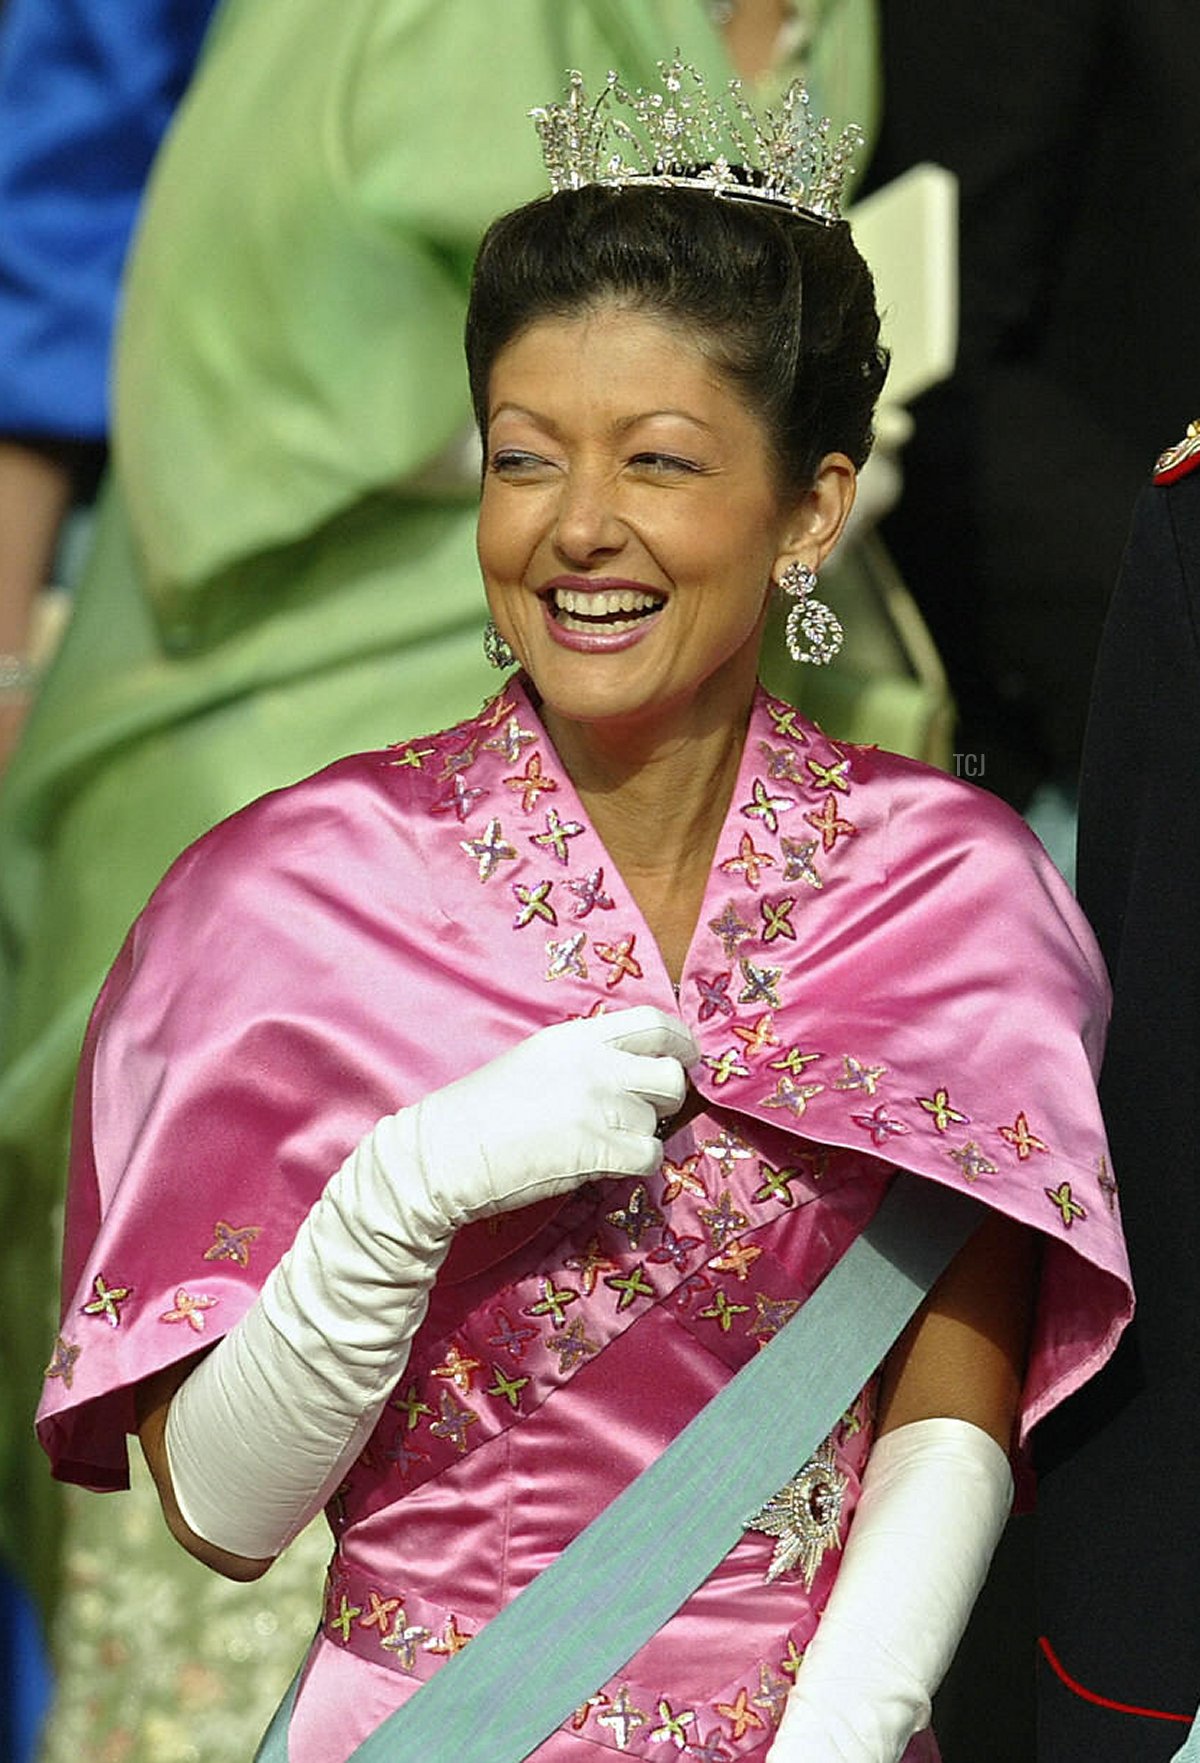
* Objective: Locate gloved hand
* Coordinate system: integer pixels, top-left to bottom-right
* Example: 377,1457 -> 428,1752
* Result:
408,1005 -> 696,1232
165,1007 -> 696,1561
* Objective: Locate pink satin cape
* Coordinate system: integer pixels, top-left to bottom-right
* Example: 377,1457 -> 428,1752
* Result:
37,681 -> 1131,1762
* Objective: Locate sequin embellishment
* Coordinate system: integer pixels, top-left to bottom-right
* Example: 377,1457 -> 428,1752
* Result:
203,1220 -> 262,1266
80,1273 -> 134,1328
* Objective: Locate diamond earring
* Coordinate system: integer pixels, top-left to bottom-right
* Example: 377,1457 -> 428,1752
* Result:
777,560 -> 843,666
483,620 -> 517,670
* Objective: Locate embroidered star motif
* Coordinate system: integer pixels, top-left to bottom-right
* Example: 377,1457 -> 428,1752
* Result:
805,792 -> 857,853
741,776 -> 795,835
429,773 -> 487,821
707,901 -> 754,958
762,1075 -> 824,1118
486,1364 -> 529,1409
606,1183 -> 663,1249
759,896 -> 797,943
715,1687 -> 766,1740
387,743 -> 436,769
481,713 -> 537,762
732,1011 -> 779,1056
44,1335 -> 81,1387
697,1290 -> 754,1325
694,970 -> 735,1020
327,1600 -> 364,1636
505,750 -> 558,813
708,1239 -> 762,1281
1046,1182 -> 1087,1228
771,1045 -> 823,1075
648,1224 -> 704,1270
594,933 -> 643,988
779,835 -> 823,888
545,1318 -> 601,1372
739,958 -> 782,1008
524,1278 -> 580,1328
426,1616 -> 471,1656
604,1263 -> 656,1311
997,1111 -> 1049,1159
780,1638 -> 805,1680
359,1592 -> 401,1635
650,1699 -> 696,1748
834,1055 -> 887,1096
512,878 -> 556,928
757,740 -> 806,784
461,817 -> 518,882
753,1663 -> 791,1724
675,1271 -> 713,1311
428,1389 -> 478,1453
698,1189 -> 750,1252
477,692 -> 517,730
753,1293 -> 801,1338
720,831 -> 776,888
379,1613 -> 430,1669
386,1435 -> 430,1477
852,1104 -> 910,1146
687,1729 -> 734,1763
563,1236 -> 619,1295
917,1087 -> 970,1133
390,1383 -> 433,1429
659,1153 -> 707,1205
805,753 -> 851,793
438,740 -> 478,780
765,701 -> 810,744
946,1140 -> 998,1182
530,807 -> 585,865
80,1274 -> 133,1328
566,865 -> 615,917
701,1130 -> 755,1180
571,1695 -> 608,1733
702,1047 -> 751,1086
754,1163 -> 804,1207
486,1308 -> 540,1360
203,1220 -> 262,1267
160,1288 -> 218,1332
545,930 -> 588,981
330,1596 -> 362,1642
597,1686 -> 648,1750
431,1342 -> 483,1393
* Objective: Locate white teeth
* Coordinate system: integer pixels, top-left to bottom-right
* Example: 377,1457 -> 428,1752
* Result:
554,587 -> 662,617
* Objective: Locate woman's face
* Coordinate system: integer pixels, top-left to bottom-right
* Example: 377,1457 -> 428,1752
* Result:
477,303 -> 840,743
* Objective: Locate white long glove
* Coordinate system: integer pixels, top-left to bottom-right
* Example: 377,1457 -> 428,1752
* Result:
165,1006 -> 696,1560
766,1418 -> 1014,1763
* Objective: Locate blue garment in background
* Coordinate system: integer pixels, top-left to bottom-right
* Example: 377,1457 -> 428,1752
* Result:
0,0 -> 218,440
0,1565 -> 51,1763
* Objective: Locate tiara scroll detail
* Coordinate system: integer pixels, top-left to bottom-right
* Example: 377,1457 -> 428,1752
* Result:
531,59 -> 862,226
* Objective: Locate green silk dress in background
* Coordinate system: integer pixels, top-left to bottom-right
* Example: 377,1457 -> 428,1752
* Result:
0,1 -> 881,1754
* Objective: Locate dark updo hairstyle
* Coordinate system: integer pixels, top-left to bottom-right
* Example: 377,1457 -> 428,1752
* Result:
465,180 -> 888,495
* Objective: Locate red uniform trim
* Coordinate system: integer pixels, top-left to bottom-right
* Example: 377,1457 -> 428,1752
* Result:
1038,1635 -> 1193,1724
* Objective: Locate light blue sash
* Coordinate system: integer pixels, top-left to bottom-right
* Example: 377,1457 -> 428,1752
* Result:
255,1171 -> 980,1762
1173,1713 -> 1200,1760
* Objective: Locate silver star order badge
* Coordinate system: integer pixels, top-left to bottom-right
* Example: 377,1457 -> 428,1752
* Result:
745,1439 -> 848,1588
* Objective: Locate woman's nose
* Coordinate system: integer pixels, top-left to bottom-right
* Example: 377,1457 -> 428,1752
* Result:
552,470 -> 625,562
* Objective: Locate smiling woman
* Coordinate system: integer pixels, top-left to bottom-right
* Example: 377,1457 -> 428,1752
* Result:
37,65 -> 1131,1763
476,303 -> 848,761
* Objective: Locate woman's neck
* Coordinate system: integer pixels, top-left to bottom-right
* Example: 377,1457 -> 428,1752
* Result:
539,697 -> 754,985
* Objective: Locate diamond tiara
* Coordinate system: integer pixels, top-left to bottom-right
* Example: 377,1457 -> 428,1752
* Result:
531,58 -> 863,226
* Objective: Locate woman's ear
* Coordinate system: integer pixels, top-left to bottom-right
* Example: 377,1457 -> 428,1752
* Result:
776,451 -> 858,577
